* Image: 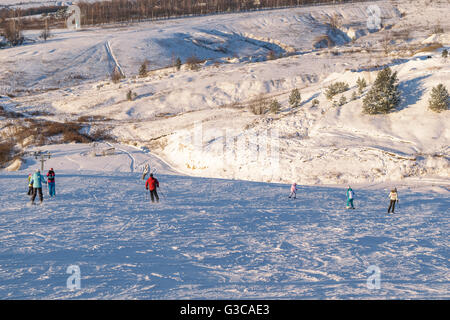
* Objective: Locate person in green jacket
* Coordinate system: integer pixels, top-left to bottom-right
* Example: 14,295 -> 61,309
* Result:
30,169 -> 47,205
346,186 -> 355,209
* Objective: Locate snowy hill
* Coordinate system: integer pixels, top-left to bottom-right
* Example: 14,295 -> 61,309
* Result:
0,143 -> 448,299
1,0 -> 449,185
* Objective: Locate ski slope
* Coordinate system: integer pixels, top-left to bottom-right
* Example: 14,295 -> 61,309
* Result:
0,143 -> 449,299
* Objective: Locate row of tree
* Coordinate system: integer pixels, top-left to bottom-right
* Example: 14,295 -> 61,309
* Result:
1,0 -> 368,33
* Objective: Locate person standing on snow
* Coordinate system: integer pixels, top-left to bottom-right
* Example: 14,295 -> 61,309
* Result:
346,186 -> 355,209
47,168 -> 56,197
30,169 -> 47,205
145,173 -> 160,203
387,188 -> 399,214
289,182 -> 298,199
27,173 -> 33,195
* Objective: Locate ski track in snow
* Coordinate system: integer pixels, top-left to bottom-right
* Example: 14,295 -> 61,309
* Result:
0,172 -> 448,299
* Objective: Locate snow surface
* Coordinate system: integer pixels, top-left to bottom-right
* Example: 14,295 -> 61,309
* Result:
0,142 -> 449,299
0,0 -> 449,299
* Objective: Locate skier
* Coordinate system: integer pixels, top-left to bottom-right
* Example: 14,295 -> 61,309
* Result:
288,182 -> 298,199
27,173 -> 33,195
47,168 -> 56,197
346,186 -> 355,209
387,188 -> 399,214
145,173 -> 160,203
30,169 -> 47,205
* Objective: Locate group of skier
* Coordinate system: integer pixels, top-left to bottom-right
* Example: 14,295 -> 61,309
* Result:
289,183 -> 399,214
26,168 -> 56,205
24,164 -> 400,213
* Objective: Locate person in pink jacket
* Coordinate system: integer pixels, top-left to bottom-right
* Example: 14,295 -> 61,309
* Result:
289,182 -> 298,199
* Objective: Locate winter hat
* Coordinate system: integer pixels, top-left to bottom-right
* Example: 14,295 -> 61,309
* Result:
150,173 -> 153,177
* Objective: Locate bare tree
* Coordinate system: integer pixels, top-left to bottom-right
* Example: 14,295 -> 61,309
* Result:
39,17 -> 51,41
2,18 -> 23,46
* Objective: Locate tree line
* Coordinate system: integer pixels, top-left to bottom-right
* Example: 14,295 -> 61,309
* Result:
1,0 -> 374,32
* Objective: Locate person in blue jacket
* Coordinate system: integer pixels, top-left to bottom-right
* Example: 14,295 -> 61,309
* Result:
346,186 -> 355,209
30,169 -> 47,205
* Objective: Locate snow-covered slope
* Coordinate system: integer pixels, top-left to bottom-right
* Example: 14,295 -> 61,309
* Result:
0,151 -> 448,299
1,0 -> 449,185
0,1 -> 402,93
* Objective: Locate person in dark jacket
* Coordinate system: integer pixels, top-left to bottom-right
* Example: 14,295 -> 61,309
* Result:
47,168 -> 56,197
145,173 -> 160,203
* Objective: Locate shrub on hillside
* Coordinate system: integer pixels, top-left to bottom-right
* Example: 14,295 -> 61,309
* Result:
312,99 -> 320,107
289,88 -> 301,108
1,19 -> 23,46
357,77 -> 367,94
127,89 -> 137,101
362,67 -> 401,114
186,55 -> 202,71
111,67 -> 123,84
174,57 -> 182,71
325,82 -> 349,100
249,94 -> 269,115
269,99 -> 281,113
0,141 -> 14,166
139,60 -> 148,77
428,84 -> 449,113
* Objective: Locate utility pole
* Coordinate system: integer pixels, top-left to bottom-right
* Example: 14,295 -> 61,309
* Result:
34,151 -> 51,172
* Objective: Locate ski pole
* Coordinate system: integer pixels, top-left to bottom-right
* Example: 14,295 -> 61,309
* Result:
158,188 -> 166,200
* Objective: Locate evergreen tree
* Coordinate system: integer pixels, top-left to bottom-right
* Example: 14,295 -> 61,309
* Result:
442,49 -> 448,59
428,84 -> 449,113
139,60 -> 148,77
325,82 -> 349,100
289,88 -> 301,108
357,77 -> 367,94
269,99 -> 281,113
174,57 -> 182,71
362,67 -> 401,114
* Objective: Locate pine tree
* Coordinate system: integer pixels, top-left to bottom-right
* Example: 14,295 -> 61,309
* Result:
127,89 -> 137,101
325,82 -> 349,100
357,77 -> 367,94
174,57 -> 182,71
339,95 -> 347,106
269,99 -> 281,113
428,84 -> 449,113
289,88 -> 301,108
442,49 -> 448,59
362,67 -> 401,114
139,61 -> 148,77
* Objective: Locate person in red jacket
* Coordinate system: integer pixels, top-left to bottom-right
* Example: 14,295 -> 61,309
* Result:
145,173 -> 160,203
